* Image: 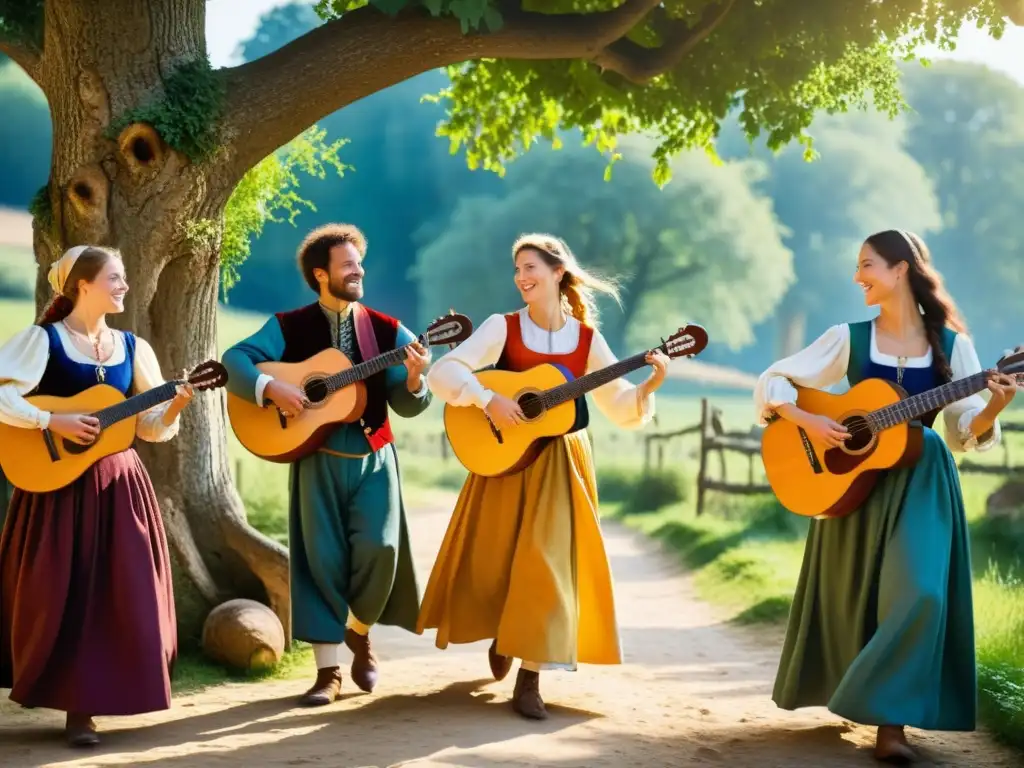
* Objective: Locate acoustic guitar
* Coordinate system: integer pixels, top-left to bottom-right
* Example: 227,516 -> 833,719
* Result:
760,348 -> 1024,519
0,360 -> 228,494
227,312 -> 474,463
444,324 -> 710,477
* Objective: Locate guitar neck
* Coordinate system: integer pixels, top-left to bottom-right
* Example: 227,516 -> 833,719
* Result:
323,343 -> 414,393
869,372 -> 988,429
541,352 -> 649,409
94,381 -> 180,428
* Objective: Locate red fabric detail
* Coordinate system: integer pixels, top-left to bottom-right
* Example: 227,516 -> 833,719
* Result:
497,311 -> 593,377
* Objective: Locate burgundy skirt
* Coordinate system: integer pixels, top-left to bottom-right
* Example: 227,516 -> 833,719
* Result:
0,449 -> 177,715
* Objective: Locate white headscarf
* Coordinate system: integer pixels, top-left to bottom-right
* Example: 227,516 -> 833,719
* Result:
47,245 -> 92,295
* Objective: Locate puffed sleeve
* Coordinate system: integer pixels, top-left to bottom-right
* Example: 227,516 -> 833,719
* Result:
132,337 -> 181,443
753,324 -> 851,426
0,326 -> 52,429
942,334 -> 1000,453
426,313 -> 507,409
586,327 -> 655,430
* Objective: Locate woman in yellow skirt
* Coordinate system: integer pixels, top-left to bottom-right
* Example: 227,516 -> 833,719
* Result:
417,233 -> 669,719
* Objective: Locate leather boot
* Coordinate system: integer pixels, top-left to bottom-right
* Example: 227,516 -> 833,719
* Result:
345,628 -> 379,693
874,726 -> 918,763
511,668 -> 548,720
298,666 -> 343,706
65,713 -> 99,747
488,639 -> 513,681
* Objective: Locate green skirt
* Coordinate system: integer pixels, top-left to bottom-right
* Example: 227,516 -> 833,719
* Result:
772,427 -> 976,731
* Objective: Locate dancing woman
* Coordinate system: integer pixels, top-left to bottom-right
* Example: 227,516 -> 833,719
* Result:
417,234 -> 669,719
755,230 -> 1017,762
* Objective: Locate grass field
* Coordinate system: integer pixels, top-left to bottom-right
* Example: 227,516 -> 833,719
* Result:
609,450 -> 1024,749
2,296 -> 1023,743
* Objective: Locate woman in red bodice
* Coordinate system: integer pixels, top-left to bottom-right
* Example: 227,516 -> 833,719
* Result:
417,234 -> 669,719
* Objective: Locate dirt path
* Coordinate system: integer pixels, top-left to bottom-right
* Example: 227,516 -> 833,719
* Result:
1,497 -> 1016,768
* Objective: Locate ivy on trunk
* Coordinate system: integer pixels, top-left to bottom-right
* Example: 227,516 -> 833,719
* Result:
0,0 -> 1017,645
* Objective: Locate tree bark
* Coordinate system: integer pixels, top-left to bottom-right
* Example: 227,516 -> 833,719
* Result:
26,0 -> 290,646
217,0 -> 678,180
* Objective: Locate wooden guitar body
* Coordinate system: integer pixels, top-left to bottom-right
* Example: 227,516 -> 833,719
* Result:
226,347 -> 367,463
443,364 -> 578,478
0,385 -> 140,494
760,378 -> 923,519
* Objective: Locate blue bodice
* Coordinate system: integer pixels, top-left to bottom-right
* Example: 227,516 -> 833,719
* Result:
34,324 -> 136,398
846,320 -> 956,429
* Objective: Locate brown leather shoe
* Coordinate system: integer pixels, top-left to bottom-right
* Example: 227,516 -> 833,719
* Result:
488,640 -> 513,681
874,726 -> 918,763
298,666 -> 343,706
511,668 -> 548,720
345,628 -> 379,693
65,713 -> 99,747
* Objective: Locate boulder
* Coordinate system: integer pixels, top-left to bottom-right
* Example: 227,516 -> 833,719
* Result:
201,598 -> 285,672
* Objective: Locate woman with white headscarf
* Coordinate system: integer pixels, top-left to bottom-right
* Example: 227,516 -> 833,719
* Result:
0,246 -> 193,747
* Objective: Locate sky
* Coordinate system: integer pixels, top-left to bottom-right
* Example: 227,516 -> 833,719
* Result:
205,0 -> 1024,85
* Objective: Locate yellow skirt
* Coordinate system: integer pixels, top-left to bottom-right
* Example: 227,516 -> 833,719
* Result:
416,431 -> 621,666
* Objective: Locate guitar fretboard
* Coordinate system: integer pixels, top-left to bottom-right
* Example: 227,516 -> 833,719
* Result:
867,372 -> 987,430
540,352 -> 649,409
94,381 -> 180,428
323,343 -> 414,394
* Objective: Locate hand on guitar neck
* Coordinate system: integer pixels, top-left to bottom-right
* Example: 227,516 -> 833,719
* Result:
47,380 -> 196,445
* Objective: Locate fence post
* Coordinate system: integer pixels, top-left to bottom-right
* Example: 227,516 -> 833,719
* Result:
696,398 -> 709,516
439,432 -> 449,462
235,458 -> 243,494
643,436 -> 651,473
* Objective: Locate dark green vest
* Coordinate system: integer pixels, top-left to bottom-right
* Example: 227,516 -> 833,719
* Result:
846,320 -> 957,387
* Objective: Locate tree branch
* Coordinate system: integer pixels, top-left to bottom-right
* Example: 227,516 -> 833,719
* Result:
0,38 -> 42,83
218,0 -> 665,180
593,0 -> 737,84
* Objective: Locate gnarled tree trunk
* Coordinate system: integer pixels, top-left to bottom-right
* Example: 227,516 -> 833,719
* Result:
27,0 -> 289,646
4,0 -> 743,647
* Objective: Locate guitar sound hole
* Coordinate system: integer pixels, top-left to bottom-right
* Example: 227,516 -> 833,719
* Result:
303,377 -> 329,405
62,436 -> 96,455
841,415 -> 872,452
518,392 -> 545,420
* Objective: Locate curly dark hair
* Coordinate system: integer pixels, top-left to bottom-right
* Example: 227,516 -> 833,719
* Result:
296,223 -> 367,293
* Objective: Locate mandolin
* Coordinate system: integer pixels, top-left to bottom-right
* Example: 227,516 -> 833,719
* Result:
760,348 -> 1024,519
227,312 -> 474,463
0,360 -> 228,493
444,324 -> 710,477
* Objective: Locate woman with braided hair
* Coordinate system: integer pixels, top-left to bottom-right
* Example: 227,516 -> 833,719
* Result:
755,230 -> 1018,761
418,233 -> 670,719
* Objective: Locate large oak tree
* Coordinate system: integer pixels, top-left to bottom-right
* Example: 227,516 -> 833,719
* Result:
0,0 -> 1018,643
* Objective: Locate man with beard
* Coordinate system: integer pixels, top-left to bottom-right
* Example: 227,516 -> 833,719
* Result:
222,223 -> 432,705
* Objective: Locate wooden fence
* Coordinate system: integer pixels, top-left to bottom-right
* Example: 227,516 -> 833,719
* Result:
644,398 -> 770,515
642,399 -> 1024,516
959,422 -> 1024,475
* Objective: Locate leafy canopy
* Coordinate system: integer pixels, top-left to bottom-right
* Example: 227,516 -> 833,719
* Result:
199,126 -> 348,298
415,137 -> 793,352
316,1 -> 1008,183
